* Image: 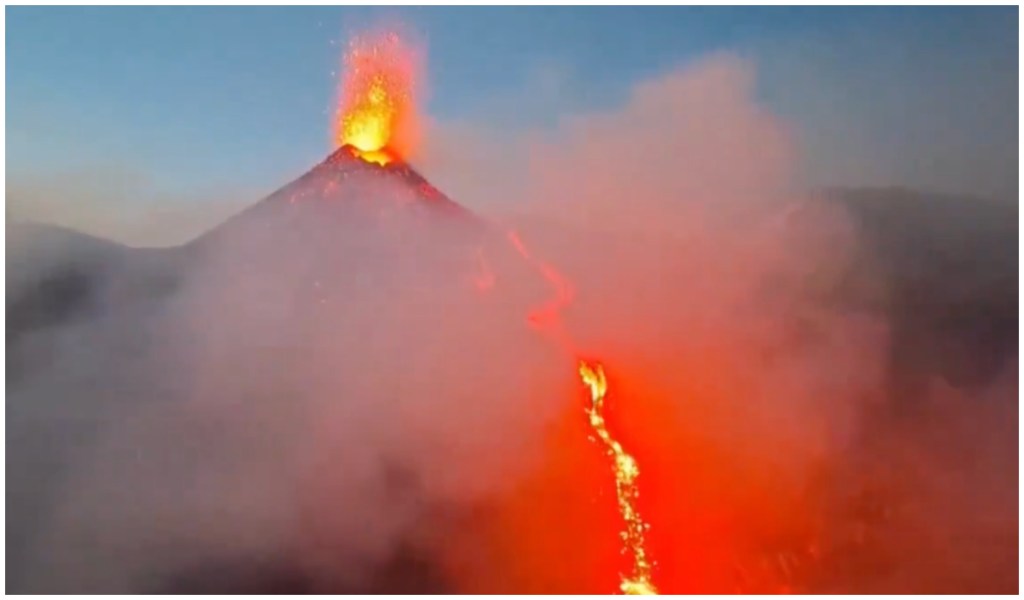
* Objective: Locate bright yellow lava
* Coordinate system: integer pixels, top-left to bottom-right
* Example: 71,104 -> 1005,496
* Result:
579,360 -> 659,595
335,32 -> 417,167
340,74 -> 394,163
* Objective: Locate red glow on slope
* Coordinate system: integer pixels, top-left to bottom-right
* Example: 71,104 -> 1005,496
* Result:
506,230 -> 576,331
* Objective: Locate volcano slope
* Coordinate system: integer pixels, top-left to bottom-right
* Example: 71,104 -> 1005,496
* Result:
6,145 -> 533,594
6,154 -> 1018,593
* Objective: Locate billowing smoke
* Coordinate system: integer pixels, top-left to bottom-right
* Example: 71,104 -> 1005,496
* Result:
7,49 -> 1016,594
416,54 -> 883,593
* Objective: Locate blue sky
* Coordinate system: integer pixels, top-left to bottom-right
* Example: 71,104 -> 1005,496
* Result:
7,7 -> 1018,209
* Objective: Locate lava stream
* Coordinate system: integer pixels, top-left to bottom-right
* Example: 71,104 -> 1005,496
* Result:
579,361 -> 659,595
502,230 -> 661,594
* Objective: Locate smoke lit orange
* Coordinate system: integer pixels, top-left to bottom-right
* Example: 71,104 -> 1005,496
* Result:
334,31 -> 419,165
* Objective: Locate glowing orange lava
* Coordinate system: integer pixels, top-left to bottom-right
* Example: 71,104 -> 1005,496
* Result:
334,31 -> 419,165
500,231 -> 661,595
579,361 -> 659,595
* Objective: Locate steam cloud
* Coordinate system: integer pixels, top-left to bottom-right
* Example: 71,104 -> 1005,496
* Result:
7,54 -> 1016,593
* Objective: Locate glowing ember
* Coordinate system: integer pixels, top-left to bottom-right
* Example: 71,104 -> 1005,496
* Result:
505,230 -> 576,333
579,361 -> 659,595
335,31 -> 419,165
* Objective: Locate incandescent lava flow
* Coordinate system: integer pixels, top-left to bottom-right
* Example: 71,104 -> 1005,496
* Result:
580,361 -> 659,595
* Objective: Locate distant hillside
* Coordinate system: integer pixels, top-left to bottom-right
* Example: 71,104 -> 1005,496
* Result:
829,187 -> 1017,396
7,222 -> 183,386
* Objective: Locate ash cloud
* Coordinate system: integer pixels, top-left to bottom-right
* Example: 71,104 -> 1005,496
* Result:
7,53 -> 1017,594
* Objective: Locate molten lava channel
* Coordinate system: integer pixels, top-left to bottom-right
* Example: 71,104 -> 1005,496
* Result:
506,230 -> 661,594
580,361 -> 659,595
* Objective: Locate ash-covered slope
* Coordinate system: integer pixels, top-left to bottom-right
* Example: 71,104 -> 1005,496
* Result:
7,146 -> 493,594
8,145 -> 488,372
8,145 -> 490,363
180,144 -> 495,308
191,145 -> 483,252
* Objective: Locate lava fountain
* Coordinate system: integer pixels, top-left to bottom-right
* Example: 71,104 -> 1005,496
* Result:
334,31 -> 420,165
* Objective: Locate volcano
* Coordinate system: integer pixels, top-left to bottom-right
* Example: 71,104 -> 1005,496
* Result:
194,144 -> 484,251
242,144 -> 473,221
174,143 -> 506,317
6,143 -> 511,594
